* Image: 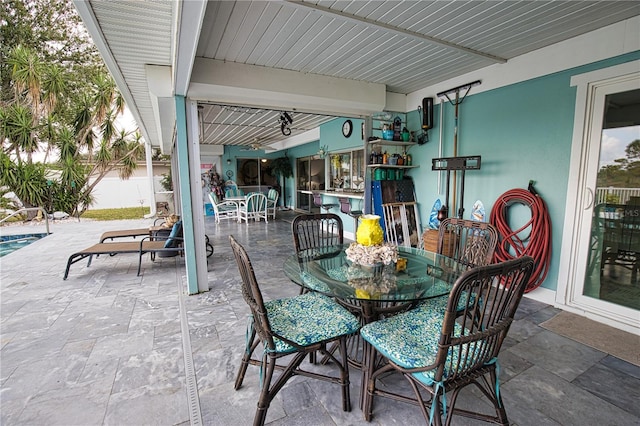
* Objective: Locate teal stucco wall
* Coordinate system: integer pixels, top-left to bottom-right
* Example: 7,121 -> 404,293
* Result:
311,51 -> 640,292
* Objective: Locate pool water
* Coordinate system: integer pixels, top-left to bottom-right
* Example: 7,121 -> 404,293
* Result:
0,233 -> 48,257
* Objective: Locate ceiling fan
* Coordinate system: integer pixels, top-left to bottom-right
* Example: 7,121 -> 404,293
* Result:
241,138 -> 277,152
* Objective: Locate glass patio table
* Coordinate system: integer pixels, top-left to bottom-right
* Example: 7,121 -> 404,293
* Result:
284,244 -> 464,320
283,244 -> 465,408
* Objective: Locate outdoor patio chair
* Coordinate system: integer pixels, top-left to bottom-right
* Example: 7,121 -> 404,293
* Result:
266,188 -> 279,220
229,235 -> 359,426
225,187 -> 245,198
64,221 -> 214,279
291,213 -> 343,293
64,220 -> 184,278
416,217 -> 500,314
238,192 -> 268,223
208,192 -> 239,223
292,213 -> 343,254
360,256 -> 535,425
437,218 -> 499,269
98,217 -> 167,242
599,202 -> 640,283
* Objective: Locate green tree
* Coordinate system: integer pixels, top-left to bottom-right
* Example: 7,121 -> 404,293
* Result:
0,0 -> 144,216
597,138 -> 640,188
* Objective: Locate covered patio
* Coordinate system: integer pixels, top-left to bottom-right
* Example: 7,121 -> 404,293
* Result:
1,216 -> 639,424
68,1 -> 640,339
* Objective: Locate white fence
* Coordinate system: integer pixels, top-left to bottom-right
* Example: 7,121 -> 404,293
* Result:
595,187 -> 640,205
90,176 -> 164,209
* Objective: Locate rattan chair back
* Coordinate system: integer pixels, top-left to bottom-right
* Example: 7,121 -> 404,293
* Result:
437,217 -> 498,268
229,235 -> 276,350
229,235 -> 357,426
292,213 -> 343,253
361,256 -> 534,425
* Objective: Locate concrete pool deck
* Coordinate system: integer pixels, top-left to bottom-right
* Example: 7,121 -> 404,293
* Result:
1,215 -> 639,425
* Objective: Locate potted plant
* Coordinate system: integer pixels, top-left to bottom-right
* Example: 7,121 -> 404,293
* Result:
269,156 -> 293,208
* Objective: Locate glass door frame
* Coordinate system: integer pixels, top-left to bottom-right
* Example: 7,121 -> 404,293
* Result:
558,60 -> 639,333
295,155 -> 325,213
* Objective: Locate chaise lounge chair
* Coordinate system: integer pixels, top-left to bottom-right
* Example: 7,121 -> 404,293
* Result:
64,221 -> 185,279
99,218 -> 168,242
99,228 -> 151,243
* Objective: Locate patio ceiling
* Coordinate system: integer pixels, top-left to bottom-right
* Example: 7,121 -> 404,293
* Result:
74,1 -> 640,153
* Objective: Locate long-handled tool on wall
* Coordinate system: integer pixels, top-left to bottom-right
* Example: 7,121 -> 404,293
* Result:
435,80 -> 481,219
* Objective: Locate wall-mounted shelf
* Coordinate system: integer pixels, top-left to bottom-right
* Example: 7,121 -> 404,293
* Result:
367,164 -> 419,169
368,138 -> 416,147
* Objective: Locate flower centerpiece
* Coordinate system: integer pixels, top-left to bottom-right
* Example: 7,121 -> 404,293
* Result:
345,242 -> 398,267
343,242 -> 398,299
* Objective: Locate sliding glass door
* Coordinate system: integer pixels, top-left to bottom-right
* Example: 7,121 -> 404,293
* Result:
296,156 -> 325,212
564,64 -> 640,331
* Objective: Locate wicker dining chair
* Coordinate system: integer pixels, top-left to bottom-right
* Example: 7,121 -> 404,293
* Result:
229,235 -> 359,426
292,213 -> 344,253
437,217 -> 499,268
416,217 -> 500,315
360,256 -> 535,425
291,213 -> 344,294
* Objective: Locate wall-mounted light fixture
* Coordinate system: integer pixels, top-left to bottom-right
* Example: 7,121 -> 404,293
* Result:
226,158 -> 232,165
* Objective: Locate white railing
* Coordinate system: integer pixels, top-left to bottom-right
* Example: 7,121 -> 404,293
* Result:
0,207 -> 51,234
595,187 -> 640,205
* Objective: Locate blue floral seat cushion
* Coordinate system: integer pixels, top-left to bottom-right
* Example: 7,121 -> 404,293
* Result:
264,292 -> 359,354
415,291 -> 477,314
360,306 -> 468,385
300,271 -> 331,292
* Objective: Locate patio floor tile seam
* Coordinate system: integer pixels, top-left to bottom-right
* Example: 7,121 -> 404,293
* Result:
176,268 -> 204,425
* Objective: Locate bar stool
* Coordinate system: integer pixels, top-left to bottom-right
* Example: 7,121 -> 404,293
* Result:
338,197 -> 363,231
313,192 -> 337,212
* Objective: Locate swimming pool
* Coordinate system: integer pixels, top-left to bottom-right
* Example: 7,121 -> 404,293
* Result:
0,233 -> 48,257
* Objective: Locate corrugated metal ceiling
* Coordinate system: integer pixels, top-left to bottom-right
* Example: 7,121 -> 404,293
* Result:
82,1 -> 640,150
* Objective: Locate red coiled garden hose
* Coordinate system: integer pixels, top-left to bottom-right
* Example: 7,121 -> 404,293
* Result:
489,185 -> 552,292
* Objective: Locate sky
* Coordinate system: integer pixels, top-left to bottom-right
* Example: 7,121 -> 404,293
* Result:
30,106 -> 139,163
600,125 -> 640,166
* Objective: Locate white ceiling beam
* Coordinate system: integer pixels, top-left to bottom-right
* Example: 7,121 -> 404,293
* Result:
188,58 -> 386,117
173,0 -> 207,96
281,0 -> 506,64
268,128 -> 320,152
146,65 -> 175,153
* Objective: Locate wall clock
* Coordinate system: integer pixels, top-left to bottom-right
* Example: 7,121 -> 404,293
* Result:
342,119 -> 353,138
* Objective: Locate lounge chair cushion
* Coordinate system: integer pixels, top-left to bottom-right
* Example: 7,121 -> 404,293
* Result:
164,221 -> 183,248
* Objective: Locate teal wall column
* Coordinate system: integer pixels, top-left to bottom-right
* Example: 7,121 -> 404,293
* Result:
174,95 -> 199,294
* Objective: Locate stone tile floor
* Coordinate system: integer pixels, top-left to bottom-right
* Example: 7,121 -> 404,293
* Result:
1,214 -> 639,425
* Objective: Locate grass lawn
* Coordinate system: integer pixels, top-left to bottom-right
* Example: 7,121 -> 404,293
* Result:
82,207 -> 151,221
